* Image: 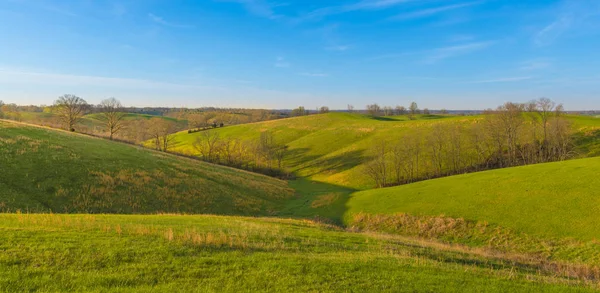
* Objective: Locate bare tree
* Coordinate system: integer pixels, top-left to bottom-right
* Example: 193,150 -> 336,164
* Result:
54,94 -> 88,131
291,106 -> 307,117
409,102 -> 419,115
423,108 -> 430,115
98,98 -> 127,140
383,106 -> 393,116
395,105 -> 407,115
347,104 -> 355,113
319,106 -> 330,114
364,141 -> 388,188
536,97 -> 556,145
366,104 -> 381,116
193,131 -> 222,162
148,118 -> 177,152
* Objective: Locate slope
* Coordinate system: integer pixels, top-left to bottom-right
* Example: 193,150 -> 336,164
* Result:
0,120 -> 293,215
346,156 -> 600,240
169,112 -> 471,189
0,213 -> 595,292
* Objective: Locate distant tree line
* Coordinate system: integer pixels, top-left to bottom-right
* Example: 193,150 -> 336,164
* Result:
365,98 -> 574,188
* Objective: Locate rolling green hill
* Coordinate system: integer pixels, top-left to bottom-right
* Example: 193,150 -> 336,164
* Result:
0,213 -> 595,292
169,113 -> 478,189
168,112 -> 600,190
0,120 -> 292,215
345,157 -> 600,265
346,157 -> 600,240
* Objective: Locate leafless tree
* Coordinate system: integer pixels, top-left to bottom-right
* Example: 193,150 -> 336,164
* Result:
347,104 -> 355,113
98,98 -> 127,140
395,105 -> 407,115
409,102 -> 419,115
383,106 -> 394,116
364,141 -> 388,188
54,94 -> 88,131
366,104 -> 381,116
193,131 -> 222,162
319,106 -> 330,114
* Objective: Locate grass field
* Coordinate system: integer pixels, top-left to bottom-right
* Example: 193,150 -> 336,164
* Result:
168,112 -> 600,190
345,157 -> 600,265
0,120 -> 292,215
0,213 -> 597,292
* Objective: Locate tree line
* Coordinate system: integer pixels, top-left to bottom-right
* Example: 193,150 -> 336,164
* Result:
364,98 -> 574,188
192,130 -> 290,178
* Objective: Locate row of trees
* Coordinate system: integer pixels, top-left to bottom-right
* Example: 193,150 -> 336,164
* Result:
192,131 -> 289,177
365,99 -> 573,188
366,102 -> 429,117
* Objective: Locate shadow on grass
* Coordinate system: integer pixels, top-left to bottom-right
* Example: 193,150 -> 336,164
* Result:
573,129 -> 600,157
295,149 -> 366,177
278,178 -> 357,225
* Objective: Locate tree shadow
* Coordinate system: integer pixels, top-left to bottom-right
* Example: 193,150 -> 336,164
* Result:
278,178 -> 356,225
295,149 -> 366,177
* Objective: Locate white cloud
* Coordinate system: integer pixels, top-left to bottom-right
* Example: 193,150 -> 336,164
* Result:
300,72 -> 329,77
519,59 -> 552,71
534,16 -> 572,46
326,45 -> 350,51
274,57 -> 291,68
392,1 -> 482,20
148,13 -> 194,28
425,41 -> 495,63
468,76 -> 533,84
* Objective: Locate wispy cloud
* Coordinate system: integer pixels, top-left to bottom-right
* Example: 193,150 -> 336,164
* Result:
326,45 -> 350,51
519,59 -> 552,71
300,72 -> 329,77
534,16 -> 572,46
217,0 -> 287,20
0,68 -> 216,90
274,57 -> 291,68
425,41 -> 495,63
534,0 -> 600,46
148,13 -> 194,28
468,76 -> 533,84
392,1 -> 482,20
111,3 -> 127,17
303,0 -> 417,21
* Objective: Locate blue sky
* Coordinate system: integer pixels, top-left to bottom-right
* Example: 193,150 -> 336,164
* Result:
0,0 -> 599,110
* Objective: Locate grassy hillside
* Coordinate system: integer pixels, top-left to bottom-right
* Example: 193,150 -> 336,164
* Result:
169,113 -> 476,189
0,120 -> 292,215
0,213 -> 595,292
346,157 -> 600,240
168,112 -> 600,190
344,157 -> 600,266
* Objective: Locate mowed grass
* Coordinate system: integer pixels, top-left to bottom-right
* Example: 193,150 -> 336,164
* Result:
168,112 -> 600,190
0,120 -> 293,215
0,213 -> 596,292
346,157 -> 600,242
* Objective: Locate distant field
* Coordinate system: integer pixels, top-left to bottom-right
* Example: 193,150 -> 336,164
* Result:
345,157 -> 600,263
0,213 -> 595,292
168,113 -> 600,190
0,120 -> 292,215
15,111 -> 187,137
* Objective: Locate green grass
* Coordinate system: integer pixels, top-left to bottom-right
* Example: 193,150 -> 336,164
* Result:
0,213 -> 596,292
169,113 -> 477,189
345,157 -> 600,265
0,120 -> 293,215
168,112 -> 600,190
